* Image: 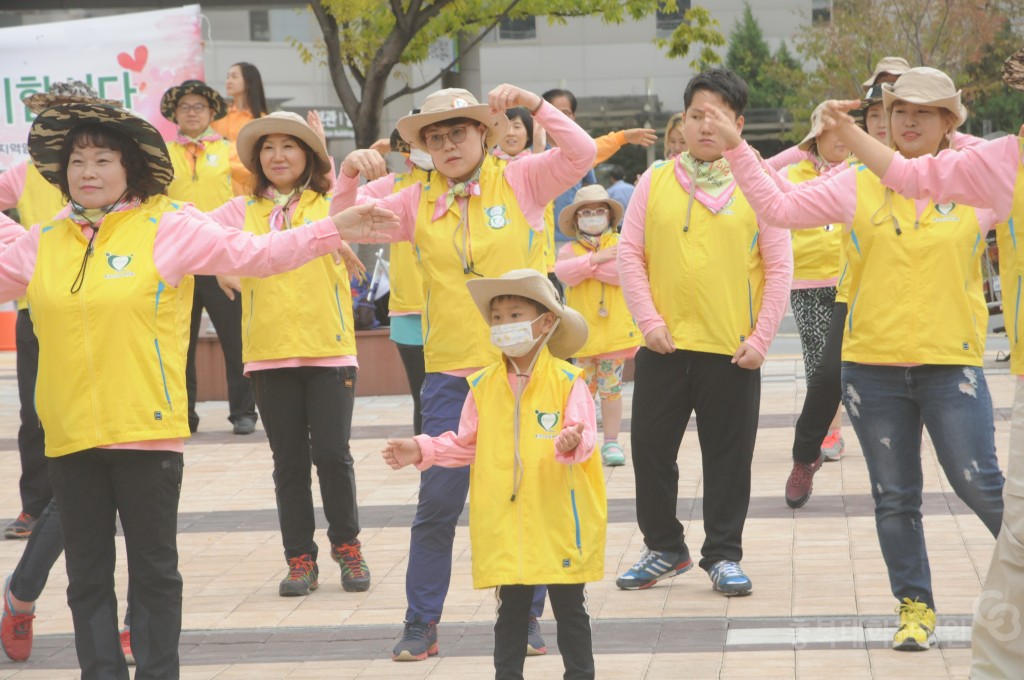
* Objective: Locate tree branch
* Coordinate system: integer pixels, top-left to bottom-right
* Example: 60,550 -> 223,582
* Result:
309,1 -> 360,116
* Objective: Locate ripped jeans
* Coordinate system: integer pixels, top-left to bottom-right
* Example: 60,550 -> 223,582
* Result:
841,363 -> 1004,610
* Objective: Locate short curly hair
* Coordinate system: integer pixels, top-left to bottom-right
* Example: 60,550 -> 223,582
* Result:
57,123 -> 162,202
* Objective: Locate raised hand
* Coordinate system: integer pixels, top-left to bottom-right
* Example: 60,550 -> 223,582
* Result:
332,240 -> 366,282
331,203 -> 400,243
623,128 -> 658,147
819,100 -> 862,131
555,422 -> 585,453
702,104 -> 744,151
369,138 -> 392,157
307,110 -> 327,148
487,84 -> 542,115
382,438 -> 423,469
341,148 -> 389,180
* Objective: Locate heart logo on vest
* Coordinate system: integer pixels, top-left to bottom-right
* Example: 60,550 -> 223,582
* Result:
935,202 -> 957,215
107,254 -> 132,271
535,410 -> 560,432
485,205 -> 508,228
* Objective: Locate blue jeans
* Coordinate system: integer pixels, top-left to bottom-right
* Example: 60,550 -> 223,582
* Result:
841,363 -> 1004,609
406,372 -> 545,623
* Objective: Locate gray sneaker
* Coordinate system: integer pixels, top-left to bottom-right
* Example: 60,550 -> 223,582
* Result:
392,619 -> 438,661
708,560 -> 752,597
526,616 -> 547,656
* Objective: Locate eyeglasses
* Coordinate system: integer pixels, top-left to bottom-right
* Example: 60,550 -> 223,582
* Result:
424,126 -> 470,151
176,103 -> 210,114
578,208 -> 610,217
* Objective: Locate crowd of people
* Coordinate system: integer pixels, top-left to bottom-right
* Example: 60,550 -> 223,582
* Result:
0,44 -> 1021,680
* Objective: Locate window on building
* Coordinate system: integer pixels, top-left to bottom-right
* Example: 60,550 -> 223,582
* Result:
250,10 -> 270,42
498,16 -> 536,40
656,0 -> 690,39
812,0 -> 832,24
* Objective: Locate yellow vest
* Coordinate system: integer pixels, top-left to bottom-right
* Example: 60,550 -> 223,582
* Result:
565,231 -> 641,358
414,154 -> 545,372
16,162 -> 67,310
543,202 -> 556,272
388,167 -> 428,314
787,160 -> 843,281
28,195 -> 193,457
166,139 -> 234,212
835,246 -> 851,304
241,192 -> 357,362
644,160 -> 765,356
844,167 -> 987,365
996,138 -> 1024,375
467,349 -> 606,588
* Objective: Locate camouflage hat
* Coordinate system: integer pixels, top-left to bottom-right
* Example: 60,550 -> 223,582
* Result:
160,80 -> 227,123
21,79 -> 121,114
1003,48 -> 1024,92
28,103 -> 174,191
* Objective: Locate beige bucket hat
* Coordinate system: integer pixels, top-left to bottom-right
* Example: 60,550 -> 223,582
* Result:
797,102 -> 830,151
557,184 -> 624,239
466,269 -> 589,360
862,56 -> 912,89
236,111 -> 332,176
1003,47 -> 1024,92
396,88 -> 509,151
881,67 -> 967,127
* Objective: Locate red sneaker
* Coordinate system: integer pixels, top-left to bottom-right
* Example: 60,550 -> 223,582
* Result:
2,576 -> 34,662
821,429 -> 846,461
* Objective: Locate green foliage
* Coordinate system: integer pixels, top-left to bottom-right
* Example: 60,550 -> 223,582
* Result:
725,2 -> 802,110
656,5 -> 726,71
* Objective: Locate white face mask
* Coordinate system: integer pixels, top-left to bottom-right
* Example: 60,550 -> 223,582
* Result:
410,148 -> 434,171
490,316 -> 543,357
577,214 -> 609,235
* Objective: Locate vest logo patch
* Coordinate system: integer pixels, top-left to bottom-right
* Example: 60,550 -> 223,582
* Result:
935,202 -> 956,215
536,410 -> 560,432
562,558 -> 571,568
105,253 -> 135,279
963,342 -> 970,350
206,154 -> 219,165
485,205 -> 508,228
154,411 -> 163,421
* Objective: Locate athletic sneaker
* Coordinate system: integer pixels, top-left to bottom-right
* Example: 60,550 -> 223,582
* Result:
120,627 -> 134,665
893,598 -> 936,651
331,540 -> 371,592
1,575 -> 34,662
600,441 -> 626,467
279,554 -> 319,597
3,513 -> 35,540
526,616 -> 547,656
615,549 -> 693,590
708,560 -> 752,596
785,455 -> 824,509
821,429 -> 845,462
392,619 -> 439,661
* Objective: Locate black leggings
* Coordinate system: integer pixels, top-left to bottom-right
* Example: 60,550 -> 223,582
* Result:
792,302 -> 848,464
494,583 -> 593,680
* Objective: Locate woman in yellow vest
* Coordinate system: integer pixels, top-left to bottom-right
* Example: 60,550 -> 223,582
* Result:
206,111 -> 372,599
161,79 -> 259,436
711,67 -> 1006,652
554,185 -> 641,467
333,84 -> 595,661
0,102 -> 395,678
382,269 -> 604,680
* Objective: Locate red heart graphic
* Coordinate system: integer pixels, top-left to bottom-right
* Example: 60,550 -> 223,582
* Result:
117,46 -> 148,73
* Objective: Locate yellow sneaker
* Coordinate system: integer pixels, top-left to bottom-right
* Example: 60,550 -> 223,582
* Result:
892,598 -> 936,651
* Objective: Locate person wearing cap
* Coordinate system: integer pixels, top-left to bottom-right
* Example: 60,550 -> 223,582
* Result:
0,101 -> 397,678
554,185 -> 640,468
382,269 -> 603,680
615,68 -> 793,599
161,79 -> 259,437
333,83 -> 595,661
812,48 -> 1024,678
710,66 -> 1005,652
0,80 -> 119,542
205,110 -> 372,599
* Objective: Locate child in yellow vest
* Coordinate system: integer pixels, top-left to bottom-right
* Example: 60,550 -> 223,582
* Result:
382,269 -> 605,680
554,184 -> 641,466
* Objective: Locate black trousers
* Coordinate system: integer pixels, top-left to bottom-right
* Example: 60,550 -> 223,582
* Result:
49,449 -> 184,680
185,275 -> 256,430
630,348 -> 760,571
792,302 -> 848,465
15,309 -> 49,517
251,366 -> 360,560
494,583 -> 593,680
395,342 -> 426,435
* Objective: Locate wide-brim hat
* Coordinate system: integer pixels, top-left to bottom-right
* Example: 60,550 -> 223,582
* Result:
28,102 -> 173,191
862,56 -> 912,89
467,269 -> 588,360
881,67 -> 967,127
557,184 -> 624,239
1003,47 -> 1024,92
236,111 -> 332,176
21,79 -> 120,114
797,102 -> 829,151
160,80 -> 227,122
396,88 -> 509,152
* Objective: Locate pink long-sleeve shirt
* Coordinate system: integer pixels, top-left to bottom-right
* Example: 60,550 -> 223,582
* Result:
0,205 -> 344,452
0,209 -> 26,244
617,159 -> 794,359
0,162 -> 28,212
206,195 -> 358,373
412,372 -> 596,470
553,242 -> 621,287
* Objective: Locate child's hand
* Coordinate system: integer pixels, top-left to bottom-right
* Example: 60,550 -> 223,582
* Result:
731,342 -> 765,370
555,422 -> 585,453
702,104 -> 744,151
382,438 -> 423,469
